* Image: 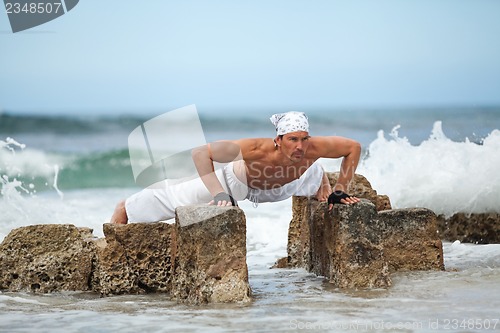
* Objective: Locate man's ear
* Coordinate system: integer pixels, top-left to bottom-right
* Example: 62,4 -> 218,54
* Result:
274,135 -> 282,147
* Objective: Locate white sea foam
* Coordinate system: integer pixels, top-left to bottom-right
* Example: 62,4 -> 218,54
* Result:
358,121 -> 500,216
242,200 -> 291,268
0,139 -> 64,179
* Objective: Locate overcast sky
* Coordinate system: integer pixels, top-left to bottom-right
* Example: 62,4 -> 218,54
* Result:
1,0 -> 499,115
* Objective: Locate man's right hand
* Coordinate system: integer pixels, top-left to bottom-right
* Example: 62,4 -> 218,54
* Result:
213,192 -> 236,206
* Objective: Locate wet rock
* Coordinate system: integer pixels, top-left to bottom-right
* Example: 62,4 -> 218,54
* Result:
287,196 -> 313,269
438,213 -> 500,244
436,212 -> 500,244
310,200 -> 392,288
0,224 -> 95,293
285,197 -> 444,289
379,208 -> 444,271
271,256 -> 289,269
172,206 -> 251,304
375,194 -> 392,212
286,172 -> 391,270
91,222 -> 175,295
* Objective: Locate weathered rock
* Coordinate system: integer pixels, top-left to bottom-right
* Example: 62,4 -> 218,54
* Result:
172,205 -> 251,304
375,194 -> 392,212
0,207 -> 251,304
310,200 -> 391,288
90,237 -> 138,295
287,172 -> 391,270
287,196 -> 313,269
91,222 -> 175,295
379,209 -> 444,271
285,196 -> 444,289
0,224 -> 95,292
436,213 -> 500,244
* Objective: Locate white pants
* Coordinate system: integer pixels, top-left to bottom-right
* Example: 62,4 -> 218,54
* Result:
125,161 -> 324,222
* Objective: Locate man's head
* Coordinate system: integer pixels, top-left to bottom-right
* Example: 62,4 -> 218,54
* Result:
270,111 -> 309,135
270,112 -> 311,163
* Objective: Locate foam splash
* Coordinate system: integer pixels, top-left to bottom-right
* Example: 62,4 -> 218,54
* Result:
0,137 -> 64,198
0,138 -> 65,235
359,121 -> 500,216
0,137 -> 26,152
0,139 -> 67,242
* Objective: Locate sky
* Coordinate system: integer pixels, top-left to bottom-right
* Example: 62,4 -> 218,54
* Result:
1,0 -> 500,116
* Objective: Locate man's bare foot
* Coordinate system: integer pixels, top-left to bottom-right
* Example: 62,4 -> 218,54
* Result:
110,200 -> 128,224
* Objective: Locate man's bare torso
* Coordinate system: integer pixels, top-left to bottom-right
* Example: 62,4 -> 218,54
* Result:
232,138 -> 317,190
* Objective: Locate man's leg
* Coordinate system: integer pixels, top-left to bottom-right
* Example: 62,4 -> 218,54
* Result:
111,168 -> 230,224
110,200 -> 128,224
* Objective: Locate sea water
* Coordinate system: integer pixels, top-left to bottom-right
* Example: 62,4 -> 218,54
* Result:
1,108 -> 500,332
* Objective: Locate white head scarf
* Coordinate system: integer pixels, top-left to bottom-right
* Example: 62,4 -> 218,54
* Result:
270,111 -> 309,135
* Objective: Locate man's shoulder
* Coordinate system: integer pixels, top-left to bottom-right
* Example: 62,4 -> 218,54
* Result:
235,138 -> 273,158
235,137 -> 271,147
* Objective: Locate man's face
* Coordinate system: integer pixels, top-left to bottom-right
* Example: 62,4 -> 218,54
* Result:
276,131 -> 311,163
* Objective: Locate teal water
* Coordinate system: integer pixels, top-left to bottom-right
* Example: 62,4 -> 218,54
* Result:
1,107 -> 499,192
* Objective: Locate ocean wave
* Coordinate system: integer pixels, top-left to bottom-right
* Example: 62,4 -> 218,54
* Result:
1,140 -> 135,194
359,121 -> 500,216
2,118 -> 500,216
0,113 -> 145,135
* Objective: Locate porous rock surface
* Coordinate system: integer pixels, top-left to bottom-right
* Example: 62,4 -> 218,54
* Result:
172,206 -> 251,304
286,198 -> 444,288
287,172 -> 392,270
283,172 -> 444,289
0,224 -> 95,292
436,212 -> 500,244
0,206 -> 251,305
91,222 -> 175,295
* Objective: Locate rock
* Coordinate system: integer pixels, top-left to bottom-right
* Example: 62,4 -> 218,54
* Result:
0,206 -> 251,304
0,224 -> 95,293
436,212 -> 500,244
375,194 -> 392,212
271,257 -> 289,269
90,237 -> 138,295
286,196 -> 313,269
285,172 -> 391,270
285,196 -> 444,289
172,206 -> 251,304
91,222 -> 175,295
310,200 -> 392,289
379,209 -> 444,271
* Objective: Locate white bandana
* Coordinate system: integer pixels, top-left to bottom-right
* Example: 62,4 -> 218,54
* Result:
270,111 -> 309,135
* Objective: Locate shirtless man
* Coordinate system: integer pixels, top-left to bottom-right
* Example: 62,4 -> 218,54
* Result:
111,111 -> 361,224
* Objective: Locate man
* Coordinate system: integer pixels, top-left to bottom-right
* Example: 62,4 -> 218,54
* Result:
111,111 -> 360,224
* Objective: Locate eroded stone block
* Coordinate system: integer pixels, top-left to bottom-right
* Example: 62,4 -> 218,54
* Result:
437,213 -> 500,244
92,222 -> 175,295
285,196 -> 444,289
172,206 -> 251,304
323,201 -> 391,288
0,224 -> 94,292
379,208 -> 444,271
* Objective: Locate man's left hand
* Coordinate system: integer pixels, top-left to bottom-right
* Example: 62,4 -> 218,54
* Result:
327,191 -> 360,210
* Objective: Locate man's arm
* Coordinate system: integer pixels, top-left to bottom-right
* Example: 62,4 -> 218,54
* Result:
191,141 -> 242,205
310,136 -> 362,208
315,171 -> 332,202
333,138 -> 361,193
